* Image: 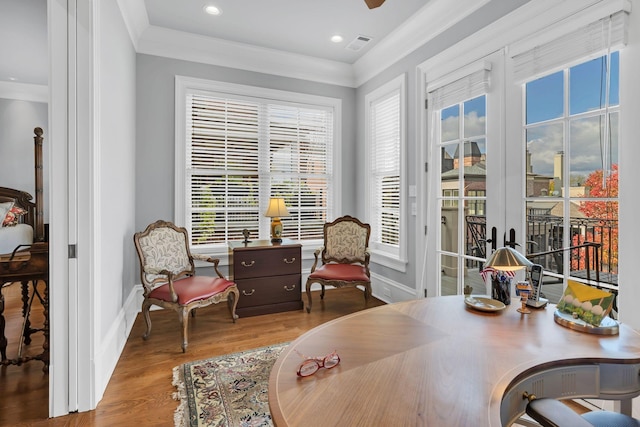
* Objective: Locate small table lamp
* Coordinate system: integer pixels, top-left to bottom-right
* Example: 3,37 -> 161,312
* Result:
484,246 -> 533,271
265,197 -> 289,243
485,247 -> 534,313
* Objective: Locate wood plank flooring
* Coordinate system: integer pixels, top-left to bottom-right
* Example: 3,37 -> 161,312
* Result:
0,282 -> 383,426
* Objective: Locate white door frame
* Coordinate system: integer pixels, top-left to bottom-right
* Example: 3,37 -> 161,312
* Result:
49,0 -> 94,416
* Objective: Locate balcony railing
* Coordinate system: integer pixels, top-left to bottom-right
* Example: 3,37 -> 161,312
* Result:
465,214 -> 618,290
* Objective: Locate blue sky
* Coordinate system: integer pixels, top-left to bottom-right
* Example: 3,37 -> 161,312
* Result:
527,51 -> 619,124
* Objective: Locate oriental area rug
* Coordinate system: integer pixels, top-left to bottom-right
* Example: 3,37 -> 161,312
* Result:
172,342 -> 289,427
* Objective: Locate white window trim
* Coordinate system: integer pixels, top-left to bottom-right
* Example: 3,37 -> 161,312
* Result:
364,74 -> 408,272
174,75 -> 342,261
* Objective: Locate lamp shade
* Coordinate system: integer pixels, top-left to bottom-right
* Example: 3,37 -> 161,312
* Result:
264,198 -> 290,218
484,247 -> 533,271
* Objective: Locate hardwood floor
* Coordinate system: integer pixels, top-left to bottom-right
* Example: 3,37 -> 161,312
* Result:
1,282 -> 383,426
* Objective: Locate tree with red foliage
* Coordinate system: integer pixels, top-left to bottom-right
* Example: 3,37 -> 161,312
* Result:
577,164 -> 618,272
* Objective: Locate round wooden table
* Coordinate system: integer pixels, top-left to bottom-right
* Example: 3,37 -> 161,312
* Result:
268,295 -> 640,426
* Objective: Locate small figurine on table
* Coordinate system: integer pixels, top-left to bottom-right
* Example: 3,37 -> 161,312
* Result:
515,281 -> 532,314
242,229 -> 251,244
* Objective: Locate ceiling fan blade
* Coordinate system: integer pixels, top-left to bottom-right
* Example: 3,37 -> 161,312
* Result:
364,0 -> 385,9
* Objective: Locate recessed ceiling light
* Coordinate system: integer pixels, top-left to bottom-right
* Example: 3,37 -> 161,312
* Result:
204,5 -> 222,16
331,35 -> 344,43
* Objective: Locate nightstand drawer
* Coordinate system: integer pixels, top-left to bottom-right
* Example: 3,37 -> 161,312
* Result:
233,247 -> 300,279
236,275 -> 302,308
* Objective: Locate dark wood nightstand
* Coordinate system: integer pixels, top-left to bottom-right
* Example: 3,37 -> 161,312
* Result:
228,239 -> 303,317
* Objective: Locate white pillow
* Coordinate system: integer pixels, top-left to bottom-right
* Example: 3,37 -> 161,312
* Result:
0,201 -> 13,227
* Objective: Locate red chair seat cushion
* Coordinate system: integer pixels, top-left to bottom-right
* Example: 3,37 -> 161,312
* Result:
149,276 -> 235,305
309,264 -> 369,282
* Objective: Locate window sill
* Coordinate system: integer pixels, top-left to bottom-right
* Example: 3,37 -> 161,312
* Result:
370,250 -> 407,273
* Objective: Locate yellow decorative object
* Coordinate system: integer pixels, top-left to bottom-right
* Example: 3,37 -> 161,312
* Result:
566,280 -> 611,301
557,280 -> 614,326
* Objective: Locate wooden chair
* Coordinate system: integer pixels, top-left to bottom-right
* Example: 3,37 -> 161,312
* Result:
133,220 -> 239,352
305,215 -> 371,313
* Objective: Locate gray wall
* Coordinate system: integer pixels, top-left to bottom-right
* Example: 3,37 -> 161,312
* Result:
0,98 -> 48,221
98,0 -> 138,340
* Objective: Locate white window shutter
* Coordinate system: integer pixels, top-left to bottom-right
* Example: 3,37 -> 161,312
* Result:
370,91 -> 400,248
512,11 -> 628,83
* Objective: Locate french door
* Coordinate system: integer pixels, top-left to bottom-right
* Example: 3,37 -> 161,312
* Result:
426,52 -> 506,297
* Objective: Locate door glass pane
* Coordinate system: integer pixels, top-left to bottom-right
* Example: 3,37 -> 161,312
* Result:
465,200 -> 485,257
525,123 -> 564,197
526,200 -> 564,303
441,144 -> 459,190
526,71 -> 563,124
574,200 -> 618,277
464,261 -> 486,296
463,96 -> 486,138
440,200 -> 459,258
441,104 -> 459,142
440,254 -> 458,296
570,52 -> 619,114
463,137 -> 486,197
569,116 -> 617,198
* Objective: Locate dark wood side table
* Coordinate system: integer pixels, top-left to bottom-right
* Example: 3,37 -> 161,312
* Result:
228,239 -> 303,317
0,242 -> 49,372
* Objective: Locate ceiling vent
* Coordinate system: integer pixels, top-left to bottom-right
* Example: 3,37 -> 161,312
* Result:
345,35 -> 373,51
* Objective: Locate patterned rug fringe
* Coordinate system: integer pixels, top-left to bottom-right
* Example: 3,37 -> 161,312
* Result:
172,365 -> 187,427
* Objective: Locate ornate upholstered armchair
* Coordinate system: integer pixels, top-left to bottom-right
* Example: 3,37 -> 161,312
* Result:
305,215 -> 371,313
133,220 -> 239,352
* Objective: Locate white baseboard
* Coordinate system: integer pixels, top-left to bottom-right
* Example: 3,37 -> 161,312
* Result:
94,285 -> 143,402
369,272 -> 418,303
302,270 -> 418,304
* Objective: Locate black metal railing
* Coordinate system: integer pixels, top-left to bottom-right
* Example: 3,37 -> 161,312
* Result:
465,214 -> 618,288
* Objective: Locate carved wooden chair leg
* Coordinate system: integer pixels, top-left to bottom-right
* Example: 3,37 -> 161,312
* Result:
305,280 -> 313,313
227,289 -> 239,321
180,308 -> 190,353
320,284 -> 326,299
141,300 -> 153,340
364,285 -> 372,300
0,315 -> 6,362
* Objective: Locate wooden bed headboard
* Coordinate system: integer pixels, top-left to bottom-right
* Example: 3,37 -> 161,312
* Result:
0,127 -> 45,242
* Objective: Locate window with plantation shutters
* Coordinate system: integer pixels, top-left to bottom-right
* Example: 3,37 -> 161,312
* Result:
176,77 -> 339,254
365,75 -> 406,265
267,103 -> 333,241
187,95 -> 261,245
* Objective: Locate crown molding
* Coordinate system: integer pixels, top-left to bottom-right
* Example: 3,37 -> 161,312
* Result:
137,25 -> 356,87
0,81 -> 48,103
353,0 -> 492,87
116,0 -> 148,51
118,0 -> 494,88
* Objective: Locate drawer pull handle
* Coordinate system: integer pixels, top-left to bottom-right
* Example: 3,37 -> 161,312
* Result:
242,289 -> 255,296
284,285 -> 296,291
241,260 -> 255,267
283,257 -> 296,264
